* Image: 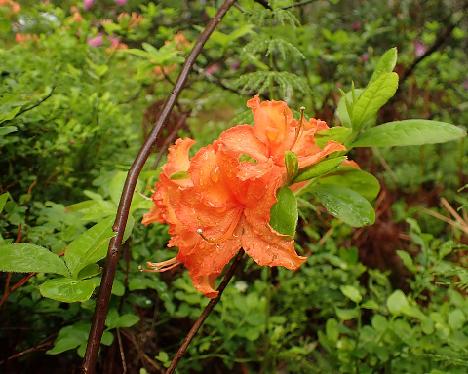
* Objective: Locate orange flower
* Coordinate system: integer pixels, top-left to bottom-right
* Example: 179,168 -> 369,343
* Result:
143,137 -> 305,298
0,0 -> 20,14
142,96 -> 348,298
214,95 -> 345,182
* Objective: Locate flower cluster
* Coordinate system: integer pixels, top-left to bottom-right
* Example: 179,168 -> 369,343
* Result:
143,96 -> 347,297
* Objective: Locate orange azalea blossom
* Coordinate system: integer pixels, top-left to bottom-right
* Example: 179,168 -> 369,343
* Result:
142,96 -> 347,297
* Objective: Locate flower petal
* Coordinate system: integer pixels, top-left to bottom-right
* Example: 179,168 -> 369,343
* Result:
247,95 -> 294,150
241,217 -> 306,270
164,138 -> 195,187
215,125 -> 269,162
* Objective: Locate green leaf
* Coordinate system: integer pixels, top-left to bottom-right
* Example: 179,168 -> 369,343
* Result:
340,285 -> 362,303
351,72 -> 399,130
0,192 -> 10,213
105,308 -> 139,329
316,127 -> 352,147
0,106 -> 21,124
64,218 -> 114,278
47,323 -> 90,355
269,186 -> 298,236
318,168 -> 380,201
370,47 -> 398,83
39,277 -> 99,303
352,120 -> 466,147
336,89 -> 363,127
0,126 -> 18,136
311,185 -> 375,227
396,250 -> 416,273
448,310 -> 465,330
285,151 -> 298,183
335,308 -> 359,320
0,243 -> 69,276
294,156 -> 346,183
387,290 -> 410,316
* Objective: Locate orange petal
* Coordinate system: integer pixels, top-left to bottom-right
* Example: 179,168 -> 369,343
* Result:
176,225 -> 242,298
188,145 -> 234,208
240,217 -> 306,270
214,125 -> 269,162
247,95 -> 294,150
296,140 -> 346,169
163,138 -> 195,187
341,159 -> 360,169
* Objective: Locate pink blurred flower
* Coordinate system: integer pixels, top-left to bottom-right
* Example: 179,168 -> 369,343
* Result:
360,53 -> 369,62
83,0 -> 94,11
87,34 -> 103,47
413,41 -> 427,57
205,63 -> 220,76
115,0 -> 127,5
352,21 -> 361,31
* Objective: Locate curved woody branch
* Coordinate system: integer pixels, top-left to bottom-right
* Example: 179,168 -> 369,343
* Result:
81,1 -> 237,373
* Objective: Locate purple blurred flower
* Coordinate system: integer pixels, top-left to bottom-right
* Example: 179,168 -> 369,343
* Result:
463,80 -> 468,90
87,34 -> 103,48
413,41 -> 427,57
115,0 -> 128,5
83,0 -> 95,10
230,60 -> 240,71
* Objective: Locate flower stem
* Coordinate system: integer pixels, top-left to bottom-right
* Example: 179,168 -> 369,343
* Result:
165,249 -> 245,374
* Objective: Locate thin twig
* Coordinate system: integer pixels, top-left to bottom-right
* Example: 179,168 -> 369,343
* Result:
81,2 -> 237,373
116,329 -> 127,374
165,249 -> 245,374
283,0 -> 317,10
13,87 -> 55,119
440,198 -> 468,232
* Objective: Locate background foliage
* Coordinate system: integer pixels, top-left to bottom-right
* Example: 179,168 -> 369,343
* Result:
0,0 -> 467,373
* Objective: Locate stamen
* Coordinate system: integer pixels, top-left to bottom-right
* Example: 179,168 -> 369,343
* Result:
292,106 -> 306,150
196,209 -> 243,245
142,257 -> 181,273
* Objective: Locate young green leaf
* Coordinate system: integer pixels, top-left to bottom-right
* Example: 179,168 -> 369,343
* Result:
340,285 -> 362,303
0,243 -> 69,276
318,168 -> 380,201
311,185 -> 375,227
370,47 -> 398,83
315,127 -> 352,148
352,120 -> 466,147
335,89 -> 363,127
294,156 -> 346,183
351,72 -> 399,130
269,186 -> 298,237
39,277 -> 100,303
386,290 -> 410,315
64,218 -> 114,278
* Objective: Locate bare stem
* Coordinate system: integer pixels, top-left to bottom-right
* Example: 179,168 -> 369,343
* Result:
81,2 -> 237,373
165,249 -> 245,374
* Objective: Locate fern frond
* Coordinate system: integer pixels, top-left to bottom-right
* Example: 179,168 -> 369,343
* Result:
230,71 -> 308,98
250,9 -> 299,27
244,37 -> 305,61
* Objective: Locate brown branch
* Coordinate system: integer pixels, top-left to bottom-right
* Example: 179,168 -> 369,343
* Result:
153,113 -> 188,168
165,249 -> 245,374
81,2 -> 238,373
